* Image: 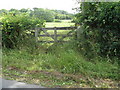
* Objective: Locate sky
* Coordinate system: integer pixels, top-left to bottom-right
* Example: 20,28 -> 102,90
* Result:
0,0 -> 79,13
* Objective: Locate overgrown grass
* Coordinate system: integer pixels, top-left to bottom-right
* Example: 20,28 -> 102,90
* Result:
1,18 -> 119,87
2,42 -> 119,88
43,44 -> 119,79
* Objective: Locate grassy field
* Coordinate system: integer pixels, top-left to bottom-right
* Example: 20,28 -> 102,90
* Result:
45,20 -> 75,27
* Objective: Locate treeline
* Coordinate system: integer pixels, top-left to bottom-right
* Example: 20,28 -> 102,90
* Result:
0,8 -> 73,22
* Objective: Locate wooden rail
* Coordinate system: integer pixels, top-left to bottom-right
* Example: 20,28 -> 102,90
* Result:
40,27 -> 77,30
35,27 -> 77,43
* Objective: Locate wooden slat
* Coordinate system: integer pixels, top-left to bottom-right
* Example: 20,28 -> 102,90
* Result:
40,27 -> 77,30
59,30 -> 75,41
35,27 -> 38,42
35,26 -> 77,43
54,27 -> 57,42
39,34 -> 73,37
38,41 -> 54,43
41,29 -> 55,40
31,26 -> 77,30
38,41 -> 68,43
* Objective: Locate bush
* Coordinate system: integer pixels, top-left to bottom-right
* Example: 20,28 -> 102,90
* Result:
75,2 -> 120,60
1,13 -> 44,49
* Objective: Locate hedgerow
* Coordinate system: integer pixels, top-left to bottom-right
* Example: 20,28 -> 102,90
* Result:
75,2 -> 120,60
1,13 -> 44,48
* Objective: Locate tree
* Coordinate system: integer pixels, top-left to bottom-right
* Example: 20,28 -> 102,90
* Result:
19,8 -> 29,13
52,10 -> 73,20
30,8 -> 55,22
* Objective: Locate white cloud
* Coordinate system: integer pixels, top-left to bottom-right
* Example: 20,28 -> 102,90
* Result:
0,0 -> 77,13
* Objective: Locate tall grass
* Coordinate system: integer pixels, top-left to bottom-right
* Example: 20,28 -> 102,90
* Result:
42,43 -> 119,80
3,42 -> 119,80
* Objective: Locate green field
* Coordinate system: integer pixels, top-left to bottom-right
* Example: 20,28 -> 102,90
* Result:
45,20 -> 75,27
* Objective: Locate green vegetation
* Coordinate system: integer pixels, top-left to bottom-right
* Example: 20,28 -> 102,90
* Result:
1,2 -> 119,88
75,2 -> 120,61
45,20 -> 75,27
30,8 -> 55,22
2,43 -> 119,88
1,13 -> 44,49
51,10 -> 73,20
0,8 -> 73,22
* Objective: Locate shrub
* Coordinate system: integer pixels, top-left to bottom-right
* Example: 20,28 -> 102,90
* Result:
1,13 -> 44,48
75,2 -> 120,60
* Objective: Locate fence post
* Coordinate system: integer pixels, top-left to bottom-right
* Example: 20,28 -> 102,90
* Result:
54,27 -> 57,43
35,27 -> 38,42
77,26 -> 84,40
76,26 -> 80,40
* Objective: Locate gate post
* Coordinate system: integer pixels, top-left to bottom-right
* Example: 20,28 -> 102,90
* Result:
35,27 -> 39,42
54,27 -> 57,43
77,26 -> 84,40
77,26 -> 81,40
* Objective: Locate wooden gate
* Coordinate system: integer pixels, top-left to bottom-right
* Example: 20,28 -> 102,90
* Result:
35,27 -> 77,43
